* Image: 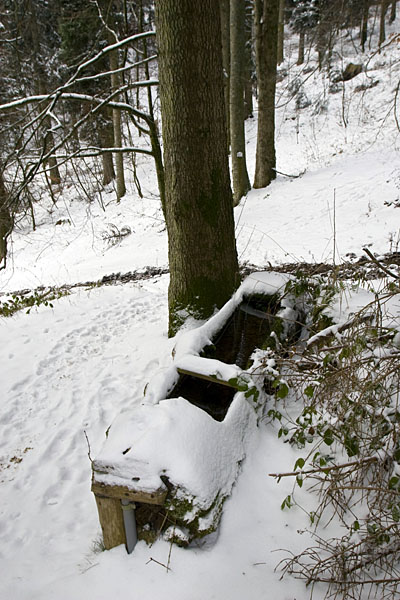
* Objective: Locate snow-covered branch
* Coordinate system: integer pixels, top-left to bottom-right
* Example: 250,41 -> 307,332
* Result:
73,55 -> 157,86
69,31 -> 156,84
0,90 -> 153,124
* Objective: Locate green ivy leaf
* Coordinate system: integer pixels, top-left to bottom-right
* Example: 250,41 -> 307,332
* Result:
323,353 -> 332,367
323,429 -> 334,446
391,504 -> 400,522
367,523 -> 377,535
277,383 -> 289,399
304,385 -> 314,398
281,495 -> 292,510
339,347 -> 351,360
268,409 -> 282,421
344,436 -> 359,458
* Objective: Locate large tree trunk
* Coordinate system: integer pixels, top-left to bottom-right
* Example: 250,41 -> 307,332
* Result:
230,0 -> 251,205
155,0 -> 239,336
253,0 -> 279,189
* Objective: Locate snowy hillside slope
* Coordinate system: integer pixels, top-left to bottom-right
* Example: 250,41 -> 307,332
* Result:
0,15 -> 399,600
1,20 -> 399,292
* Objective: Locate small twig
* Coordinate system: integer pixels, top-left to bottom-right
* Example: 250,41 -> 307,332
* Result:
307,314 -> 373,349
83,430 -> 93,464
151,512 -> 170,549
309,576 -> 400,585
146,557 -> 171,572
363,247 -> 399,280
80,562 -> 100,574
273,167 -> 306,179
332,189 -> 336,267
269,457 -> 378,479
394,78 -> 400,133
167,536 -> 173,572
331,486 -> 400,495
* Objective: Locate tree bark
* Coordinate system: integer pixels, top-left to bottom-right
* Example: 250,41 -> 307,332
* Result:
220,0 -> 231,148
317,12 -> 329,70
99,116 -> 115,186
155,0 -> 239,335
389,0 -> 397,23
361,0 -> 370,52
230,0 -> 251,205
379,0 -> 390,47
297,30 -> 305,65
0,171 -> 13,266
109,37 -> 126,201
243,0 -> 254,119
277,0 -> 285,65
28,0 -> 61,185
253,0 -> 279,189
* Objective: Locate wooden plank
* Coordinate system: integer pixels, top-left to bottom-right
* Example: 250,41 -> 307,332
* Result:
94,495 -> 126,550
239,303 -> 272,319
176,367 -> 240,389
92,479 -> 167,505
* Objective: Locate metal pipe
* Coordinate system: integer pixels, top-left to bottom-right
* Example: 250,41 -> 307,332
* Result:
121,500 -> 137,553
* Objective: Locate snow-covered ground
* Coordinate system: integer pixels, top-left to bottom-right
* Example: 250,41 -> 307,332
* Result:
1,18 -> 400,600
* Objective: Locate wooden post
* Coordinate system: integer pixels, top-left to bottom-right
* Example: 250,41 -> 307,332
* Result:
95,495 -> 126,550
92,479 -> 168,551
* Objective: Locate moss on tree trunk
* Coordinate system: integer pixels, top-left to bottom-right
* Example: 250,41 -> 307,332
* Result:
155,0 -> 239,336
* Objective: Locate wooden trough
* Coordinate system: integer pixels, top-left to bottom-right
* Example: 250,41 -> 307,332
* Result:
92,273 -> 301,552
91,369 -> 252,551
92,481 -> 167,551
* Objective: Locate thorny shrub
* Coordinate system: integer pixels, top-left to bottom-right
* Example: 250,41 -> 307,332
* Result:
258,275 -> 400,600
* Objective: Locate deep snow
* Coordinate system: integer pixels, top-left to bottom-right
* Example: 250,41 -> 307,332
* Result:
1,16 -> 400,600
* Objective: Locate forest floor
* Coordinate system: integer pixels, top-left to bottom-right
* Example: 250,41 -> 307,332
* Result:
0,17 -> 400,600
